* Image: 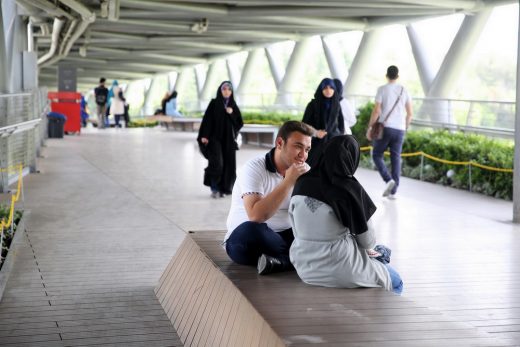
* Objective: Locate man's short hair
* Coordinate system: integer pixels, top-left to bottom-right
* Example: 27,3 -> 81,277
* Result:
386,66 -> 399,80
277,121 -> 314,142
99,77 -> 106,83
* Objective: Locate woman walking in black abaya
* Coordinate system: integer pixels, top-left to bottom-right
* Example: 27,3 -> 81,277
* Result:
197,81 -> 243,198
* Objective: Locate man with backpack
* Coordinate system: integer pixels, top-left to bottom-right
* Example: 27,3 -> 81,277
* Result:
94,77 -> 109,129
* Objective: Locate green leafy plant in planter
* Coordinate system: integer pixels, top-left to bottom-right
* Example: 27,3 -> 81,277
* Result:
127,119 -> 159,128
351,101 -> 374,147
241,111 -> 301,126
0,205 -> 22,271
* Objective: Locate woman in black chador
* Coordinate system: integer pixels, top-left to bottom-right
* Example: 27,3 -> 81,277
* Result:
197,81 -> 243,198
302,78 -> 345,168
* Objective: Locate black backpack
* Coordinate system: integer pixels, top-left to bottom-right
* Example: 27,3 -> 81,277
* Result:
95,93 -> 106,105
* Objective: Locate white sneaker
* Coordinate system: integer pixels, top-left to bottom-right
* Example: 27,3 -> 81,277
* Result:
388,193 -> 397,200
382,180 -> 396,197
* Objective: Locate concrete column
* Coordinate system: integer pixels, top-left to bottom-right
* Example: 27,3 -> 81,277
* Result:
236,48 -> 263,105
199,62 -> 220,107
265,46 -> 283,89
513,2 -> 520,223
275,37 -> 312,107
140,78 -> 152,115
143,76 -> 159,115
344,29 -> 383,96
0,1 -> 8,93
226,59 -> 240,90
321,35 -> 347,82
2,0 -> 25,93
426,10 -> 491,123
406,24 -> 435,94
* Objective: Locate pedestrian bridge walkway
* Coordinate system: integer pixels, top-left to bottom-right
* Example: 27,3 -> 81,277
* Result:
0,127 -> 518,346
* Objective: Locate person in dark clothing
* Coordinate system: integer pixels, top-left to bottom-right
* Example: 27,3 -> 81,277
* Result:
94,78 -> 108,129
197,81 -> 244,198
302,78 -> 345,168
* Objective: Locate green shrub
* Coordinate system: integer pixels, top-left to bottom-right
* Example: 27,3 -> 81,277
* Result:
0,205 -> 22,270
127,119 -> 159,128
241,111 -> 301,126
351,101 -> 374,147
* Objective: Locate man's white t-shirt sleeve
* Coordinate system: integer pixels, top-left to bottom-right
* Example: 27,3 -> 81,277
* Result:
239,159 -> 265,197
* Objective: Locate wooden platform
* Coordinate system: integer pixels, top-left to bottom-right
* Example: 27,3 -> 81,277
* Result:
156,231 -> 509,347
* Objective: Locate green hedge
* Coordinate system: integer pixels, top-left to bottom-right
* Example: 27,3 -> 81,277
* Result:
241,111 -> 301,126
350,102 -> 513,200
127,119 -> 159,128
0,206 -> 22,270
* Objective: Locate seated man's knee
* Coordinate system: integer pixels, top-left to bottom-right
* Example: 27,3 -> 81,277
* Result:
225,222 -> 266,265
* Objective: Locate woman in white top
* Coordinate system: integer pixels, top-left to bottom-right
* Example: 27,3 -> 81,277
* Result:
289,135 -> 403,294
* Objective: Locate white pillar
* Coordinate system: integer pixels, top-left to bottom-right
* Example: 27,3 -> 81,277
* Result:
429,10 -> 491,99
0,1 -> 8,93
406,24 -> 435,94
236,48 -> 263,105
513,2 -> 520,223
321,35 -> 347,82
344,29 -> 383,96
199,60 -> 221,109
422,11 -> 491,123
275,37 -> 312,107
265,46 -> 283,89
226,59 -> 240,90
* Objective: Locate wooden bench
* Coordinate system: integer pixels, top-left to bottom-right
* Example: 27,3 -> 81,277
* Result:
156,231 -> 500,346
240,124 -> 279,148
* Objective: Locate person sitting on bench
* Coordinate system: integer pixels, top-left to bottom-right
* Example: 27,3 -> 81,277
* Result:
224,121 -> 314,275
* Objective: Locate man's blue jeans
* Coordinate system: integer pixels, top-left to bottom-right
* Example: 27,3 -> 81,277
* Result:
225,221 -> 294,266
372,127 -> 405,195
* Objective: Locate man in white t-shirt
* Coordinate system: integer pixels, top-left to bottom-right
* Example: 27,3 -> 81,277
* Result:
366,65 -> 413,199
225,121 -> 314,275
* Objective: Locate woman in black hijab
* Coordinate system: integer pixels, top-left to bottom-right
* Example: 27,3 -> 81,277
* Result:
302,78 -> 345,168
197,81 -> 243,198
289,135 -> 403,294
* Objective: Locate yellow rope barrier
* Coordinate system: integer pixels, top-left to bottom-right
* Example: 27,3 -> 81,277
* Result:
359,146 -> 513,173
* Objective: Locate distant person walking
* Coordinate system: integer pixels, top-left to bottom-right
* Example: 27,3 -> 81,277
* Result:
197,81 -> 243,198
302,78 -> 345,168
366,65 -> 413,199
94,78 -> 108,129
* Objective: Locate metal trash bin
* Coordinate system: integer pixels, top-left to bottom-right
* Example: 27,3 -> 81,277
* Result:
47,112 -> 67,138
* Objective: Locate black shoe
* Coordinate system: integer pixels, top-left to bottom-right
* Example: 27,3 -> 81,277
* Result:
257,254 -> 292,275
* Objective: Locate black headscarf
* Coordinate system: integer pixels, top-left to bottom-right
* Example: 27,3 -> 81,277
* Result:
292,135 -> 376,235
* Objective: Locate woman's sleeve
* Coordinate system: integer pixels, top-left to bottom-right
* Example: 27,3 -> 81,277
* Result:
354,219 -> 376,249
198,99 -> 215,140
302,101 -> 315,127
232,104 -> 244,132
338,108 -> 345,134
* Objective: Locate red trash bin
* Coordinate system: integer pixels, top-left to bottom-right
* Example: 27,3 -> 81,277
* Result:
48,91 -> 81,134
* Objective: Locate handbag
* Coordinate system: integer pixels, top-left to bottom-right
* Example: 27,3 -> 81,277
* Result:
368,87 -> 404,141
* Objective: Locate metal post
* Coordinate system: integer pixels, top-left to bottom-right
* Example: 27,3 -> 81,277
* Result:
513,0 -> 520,223
468,164 -> 472,192
420,153 -> 424,181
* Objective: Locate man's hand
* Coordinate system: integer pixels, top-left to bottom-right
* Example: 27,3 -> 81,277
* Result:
201,137 -> 209,144
366,127 -> 373,141
284,162 -> 310,185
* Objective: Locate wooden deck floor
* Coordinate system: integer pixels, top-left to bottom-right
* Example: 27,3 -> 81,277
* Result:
0,128 -> 518,346
190,231 -> 516,347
